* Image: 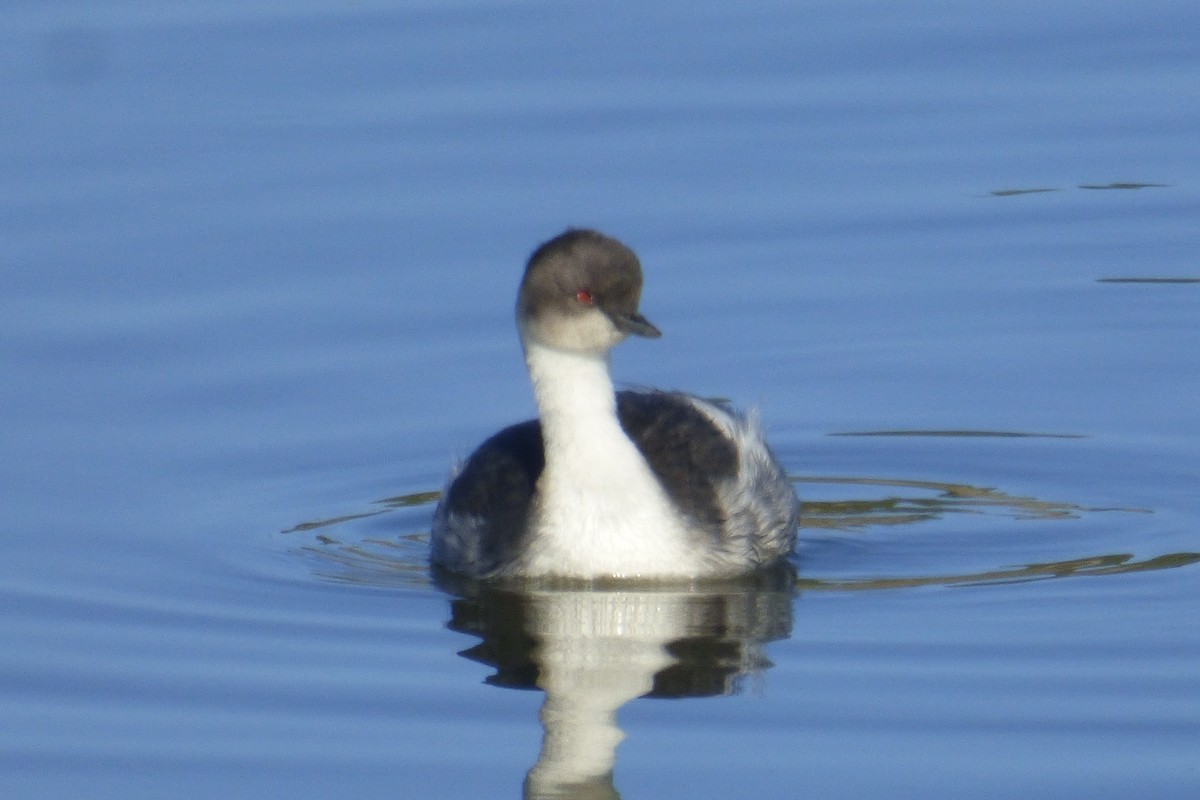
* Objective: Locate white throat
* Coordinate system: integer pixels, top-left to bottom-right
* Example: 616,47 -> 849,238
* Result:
517,339 -> 701,578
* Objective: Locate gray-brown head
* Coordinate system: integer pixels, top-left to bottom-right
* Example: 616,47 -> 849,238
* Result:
517,229 -> 662,354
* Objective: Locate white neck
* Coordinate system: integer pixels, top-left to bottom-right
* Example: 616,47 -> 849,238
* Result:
525,341 -> 624,466
517,340 -> 699,578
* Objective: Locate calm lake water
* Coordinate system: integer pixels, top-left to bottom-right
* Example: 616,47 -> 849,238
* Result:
3,1 -> 1198,798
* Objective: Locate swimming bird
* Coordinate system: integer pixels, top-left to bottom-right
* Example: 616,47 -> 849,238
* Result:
432,229 -> 798,580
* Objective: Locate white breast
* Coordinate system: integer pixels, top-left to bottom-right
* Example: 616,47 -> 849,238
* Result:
507,342 -> 704,579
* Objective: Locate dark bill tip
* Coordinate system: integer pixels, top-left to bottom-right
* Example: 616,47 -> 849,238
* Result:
610,310 -> 662,338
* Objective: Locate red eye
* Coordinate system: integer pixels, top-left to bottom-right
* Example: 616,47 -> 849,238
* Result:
575,289 -> 594,305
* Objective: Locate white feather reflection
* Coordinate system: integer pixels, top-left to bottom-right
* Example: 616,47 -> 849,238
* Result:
437,570 -> 794,799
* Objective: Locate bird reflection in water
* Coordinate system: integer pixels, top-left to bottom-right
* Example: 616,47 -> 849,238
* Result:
435,567 -> 795,800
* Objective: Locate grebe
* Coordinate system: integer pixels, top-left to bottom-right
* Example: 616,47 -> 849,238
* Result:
432,229 -> 798,580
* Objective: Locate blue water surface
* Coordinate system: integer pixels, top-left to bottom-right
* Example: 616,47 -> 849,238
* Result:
2,2 -> 1198,798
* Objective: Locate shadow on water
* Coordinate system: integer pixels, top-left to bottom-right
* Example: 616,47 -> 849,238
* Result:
986,181 -> 1170,196
282,473 -> 1197,799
